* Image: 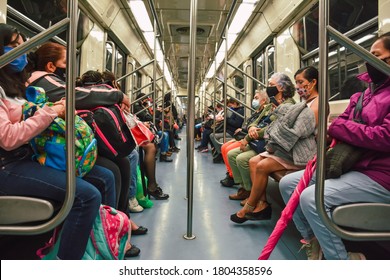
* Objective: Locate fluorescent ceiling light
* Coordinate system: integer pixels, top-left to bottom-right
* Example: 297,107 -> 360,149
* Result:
228,3 -> 256,34
128,1 -> 153,32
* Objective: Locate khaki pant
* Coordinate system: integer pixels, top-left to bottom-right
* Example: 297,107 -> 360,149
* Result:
227,146 -> 257,191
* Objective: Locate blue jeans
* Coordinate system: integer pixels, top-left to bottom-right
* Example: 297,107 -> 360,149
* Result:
200,127 -> 213,148
157,131 -> 170,153
279,170 -> 390,260
0,159 -> 116,259
128,149 -> 139,198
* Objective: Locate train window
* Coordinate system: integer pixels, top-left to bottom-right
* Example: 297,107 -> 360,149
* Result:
105,39 -> 127,91
8,0 -> 67,28
290,0 -> 378,54
253,43 -> 274,89
8,0 -> 92,47
233,74 -> 244,100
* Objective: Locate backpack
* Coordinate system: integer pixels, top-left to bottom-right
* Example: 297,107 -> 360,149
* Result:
37,205 -> 130,260
23,86 -> 97,177
78,104 -> 136,160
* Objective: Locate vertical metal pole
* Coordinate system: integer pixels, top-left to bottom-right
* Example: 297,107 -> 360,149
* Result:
214,42 -> 217,115
153,20 -> 158,125
223,27 -> 228,143
184,0 -> 197,240
316,0 -> 331,227
64,0 -> 78,218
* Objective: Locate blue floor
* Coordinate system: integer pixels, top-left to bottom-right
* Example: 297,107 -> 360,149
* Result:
129,127 -> 306,260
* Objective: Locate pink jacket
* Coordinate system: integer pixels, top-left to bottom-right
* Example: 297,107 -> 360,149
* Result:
0,98 -> 57,151
328,73 -> 390,191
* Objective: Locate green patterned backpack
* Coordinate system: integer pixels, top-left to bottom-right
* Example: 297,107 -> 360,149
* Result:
23,86 -> 97,177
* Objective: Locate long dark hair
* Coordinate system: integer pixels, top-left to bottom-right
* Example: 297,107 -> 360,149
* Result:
294,66 -> 319,91
0,23 -> 28,98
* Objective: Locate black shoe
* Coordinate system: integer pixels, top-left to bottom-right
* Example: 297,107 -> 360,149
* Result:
170,146 -> 180,153
220,176 -> 235,187
132,226 -> 148,235
213,154 -> 223,163
125,244 -> 141,258
245,204 -> 272,220
159,154 -> 173,162
148,186 -> 169,200
230,213 -> 248,224
175,136 -> 182,140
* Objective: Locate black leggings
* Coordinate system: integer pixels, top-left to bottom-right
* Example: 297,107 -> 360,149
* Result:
139,143 -> 158,191
96,155 -> 130,213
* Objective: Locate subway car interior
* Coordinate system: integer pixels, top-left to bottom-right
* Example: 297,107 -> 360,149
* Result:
0,0 -> 390,260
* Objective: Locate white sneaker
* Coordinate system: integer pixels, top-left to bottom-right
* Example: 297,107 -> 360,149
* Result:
129,197 -> 144,213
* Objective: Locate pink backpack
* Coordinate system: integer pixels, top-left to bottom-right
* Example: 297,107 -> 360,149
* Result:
37,205 -> 130,260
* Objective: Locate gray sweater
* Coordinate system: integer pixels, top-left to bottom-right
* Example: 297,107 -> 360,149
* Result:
265,101 -> 316,166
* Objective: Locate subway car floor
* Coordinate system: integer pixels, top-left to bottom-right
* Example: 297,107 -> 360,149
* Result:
129,129 -> 305,260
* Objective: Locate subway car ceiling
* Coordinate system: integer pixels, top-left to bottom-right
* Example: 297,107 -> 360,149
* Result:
4,0 -> 388,103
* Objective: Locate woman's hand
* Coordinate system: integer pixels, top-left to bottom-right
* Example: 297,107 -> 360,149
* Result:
52,99 -> 66,119
240,138 -> 248,152
121,94 -> 130,112
248,126 -> 258,139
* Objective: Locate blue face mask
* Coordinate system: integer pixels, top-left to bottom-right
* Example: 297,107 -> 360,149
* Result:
3,46 -> 28,73
251,99 -> 260,110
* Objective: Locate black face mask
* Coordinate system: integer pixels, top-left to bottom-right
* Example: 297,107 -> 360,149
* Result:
266,86 -> 279,97
366,60 -> 389,85
54,67 -> 66,82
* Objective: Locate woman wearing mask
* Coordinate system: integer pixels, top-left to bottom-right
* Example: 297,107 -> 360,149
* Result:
26,42 -> 132,212
279,33 -> 390,260
230,66 -> 319,224
231,66 -> 318,223
227,73 -> 296,204
219,90 -> 270,189
0,23 -> 116,260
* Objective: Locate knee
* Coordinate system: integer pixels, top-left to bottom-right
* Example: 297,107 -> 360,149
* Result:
255,160 -> 270,174
248,156 -> 258,169
300,187 -> 316,214
236,153 -> 248,167
279,176 -> 295,203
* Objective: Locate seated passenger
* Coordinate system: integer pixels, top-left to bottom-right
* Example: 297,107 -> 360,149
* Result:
230,66 -> 320,224
0,23 -> 115,259
209,98 -> 245,163
27,45 -> 132,214
156,101 -> 180,153
227,73 -> 296,204
196,102 -> 224,152
134,92 -> 173,162
219,90 -> 270,188
279,32 -> 390,260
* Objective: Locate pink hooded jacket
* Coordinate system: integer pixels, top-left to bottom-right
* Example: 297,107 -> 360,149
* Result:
328,72 -> 390,191
0,91 -> 57,151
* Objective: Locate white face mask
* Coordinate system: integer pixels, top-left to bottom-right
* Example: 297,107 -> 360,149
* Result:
251,99 -> 260,110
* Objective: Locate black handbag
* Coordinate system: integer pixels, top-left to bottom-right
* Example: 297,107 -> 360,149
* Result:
248,139 -> 266,154
325,92 -> 365,179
